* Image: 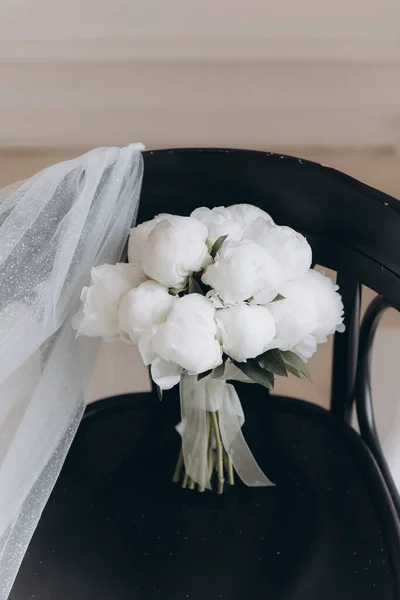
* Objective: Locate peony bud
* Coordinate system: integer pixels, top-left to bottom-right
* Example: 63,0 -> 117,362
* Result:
118,280 -> 174,344
191,203 -> 274,245
267,270 -> 345,360
216,304 -> 276,362
128,214 -> 172,263
302,270 -> 345,342
267,278 -> 319,351
72,263 -> 147,341
152,294 -> 222,373
141,216 -> 211,288
245,220 -> 312,281
202,240 -> 286,305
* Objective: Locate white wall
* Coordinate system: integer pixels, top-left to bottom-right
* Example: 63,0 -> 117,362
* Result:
1,0 -> 400,150
1,0 -> 399,51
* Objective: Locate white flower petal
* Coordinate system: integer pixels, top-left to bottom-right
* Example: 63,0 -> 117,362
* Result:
206,290 -> 224,309
151,357 -> 183,390
128,214 -> 172,263
245,221 -> 312,281
73,262 -> 146,341
266,269 -> 344,358
202,240 -> 285,305
138,326 -> 159,365
118,280 -> 174,343
293,334 -> 318,361
152,294 -> 223,373
302,270 -> 345,340
191,204 -> 274,245
267,278 -> 318,351
217,304 -> 276,362
141,216 -> 211,288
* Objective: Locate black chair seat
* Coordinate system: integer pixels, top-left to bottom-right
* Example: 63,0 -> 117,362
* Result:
11,390 -> 400,600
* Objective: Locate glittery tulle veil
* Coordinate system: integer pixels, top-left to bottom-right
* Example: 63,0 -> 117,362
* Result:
0,144 -> 144,598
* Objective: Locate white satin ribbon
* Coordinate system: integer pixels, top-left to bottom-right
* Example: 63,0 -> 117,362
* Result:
179,373 -> 274,490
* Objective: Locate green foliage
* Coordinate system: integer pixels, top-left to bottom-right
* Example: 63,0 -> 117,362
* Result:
210,235 -> 228,258
270,293 -> 286,302
188,276 -> 204,295
233,360 -> 274,390
280,350 -> 311,380
257,349 -> 288,377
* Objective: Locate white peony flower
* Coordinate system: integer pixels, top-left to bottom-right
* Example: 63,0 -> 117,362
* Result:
245,220 -> 312,281
202,240 -> 286,305
128,214 -> 172,263
267,278 -> 319,351
141,216 -> 211,288
267,269 -> 344,359
118,280 -> 174,344
216,304 -> 276,362
223,204 -> 274,227
152,294 -> 222,374
302,270 -> 345,342
191,204 -> 274,245
72,263 -> 147,341
293,334 -> 318,361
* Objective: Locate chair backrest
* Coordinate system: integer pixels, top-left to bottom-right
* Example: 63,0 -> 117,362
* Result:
138,149 -> 400,420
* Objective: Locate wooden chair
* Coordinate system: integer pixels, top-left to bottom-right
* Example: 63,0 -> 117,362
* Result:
11,149 -> 400,600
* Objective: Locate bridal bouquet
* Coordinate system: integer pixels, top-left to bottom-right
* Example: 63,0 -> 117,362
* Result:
73,204 -> 344,493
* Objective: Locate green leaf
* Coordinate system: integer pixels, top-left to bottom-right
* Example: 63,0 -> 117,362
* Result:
257,349 -> 288,377
286,365 -> 302,379
156,385 -> 163,401
188,276 -> 204,295
271,293 -> 286,302
212,361 -> 226,379
198,369 -> 213,381
281,351 -> 311,380
233,360 -> 275,390
211,235 -> 228,258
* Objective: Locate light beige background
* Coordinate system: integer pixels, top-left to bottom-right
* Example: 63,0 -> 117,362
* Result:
1,1 -> 400,150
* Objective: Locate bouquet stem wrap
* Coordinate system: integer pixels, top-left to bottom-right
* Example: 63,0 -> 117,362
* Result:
178,374 -> 274,491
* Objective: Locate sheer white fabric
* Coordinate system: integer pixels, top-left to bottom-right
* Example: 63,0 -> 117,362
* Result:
0,144 -> 144,599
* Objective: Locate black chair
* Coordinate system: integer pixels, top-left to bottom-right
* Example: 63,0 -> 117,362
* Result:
11,149 -> 400,600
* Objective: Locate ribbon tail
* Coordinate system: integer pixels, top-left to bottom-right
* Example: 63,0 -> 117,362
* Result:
180,374 -> 211,490
219,383 -> 275,487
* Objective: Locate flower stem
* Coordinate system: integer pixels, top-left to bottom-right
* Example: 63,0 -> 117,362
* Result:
172,447 -> 184,483
172,409 -> 235,492
207,412 -> 214,478
225,451 -> 235,485
211,411 -> 224,494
